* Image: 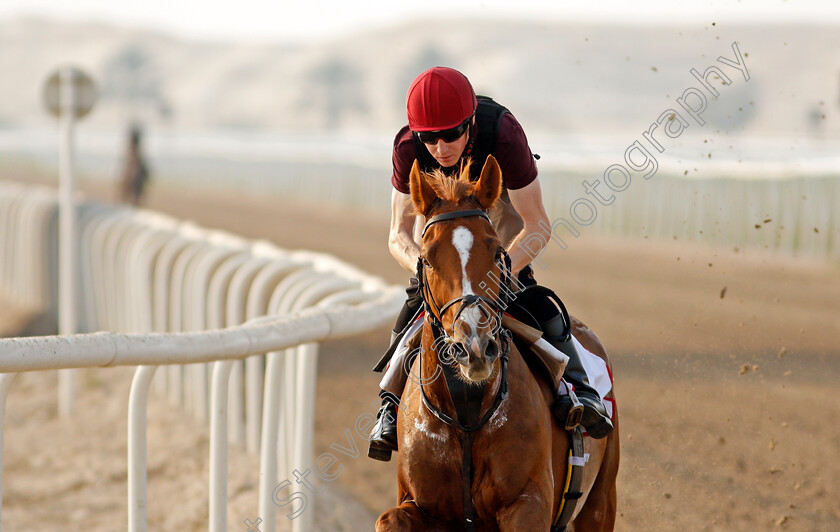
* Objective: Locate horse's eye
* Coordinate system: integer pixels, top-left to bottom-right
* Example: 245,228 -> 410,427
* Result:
421,256 -> 433,270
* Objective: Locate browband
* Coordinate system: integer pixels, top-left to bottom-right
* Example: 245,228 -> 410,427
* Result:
421,209 -> 490,237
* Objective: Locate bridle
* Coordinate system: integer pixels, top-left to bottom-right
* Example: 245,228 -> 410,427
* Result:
415,206 -> 513,531
417,209 -> 513,335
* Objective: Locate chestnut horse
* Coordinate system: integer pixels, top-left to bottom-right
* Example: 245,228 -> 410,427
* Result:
376,156 -> 619,531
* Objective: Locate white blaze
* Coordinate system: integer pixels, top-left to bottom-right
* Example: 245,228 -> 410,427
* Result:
452,226 -> 474,295
452,226 -> 480,339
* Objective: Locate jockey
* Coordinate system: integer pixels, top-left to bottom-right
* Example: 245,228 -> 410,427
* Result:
368,66 -> 613,462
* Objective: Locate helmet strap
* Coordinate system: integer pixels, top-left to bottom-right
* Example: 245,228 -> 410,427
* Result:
464,120 -> 475,156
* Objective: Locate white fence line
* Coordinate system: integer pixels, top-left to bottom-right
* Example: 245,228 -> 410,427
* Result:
147,160 -> 839,262
537,173 -> 840,261
0,181 -> 404,532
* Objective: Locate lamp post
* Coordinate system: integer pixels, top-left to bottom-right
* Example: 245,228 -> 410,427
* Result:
43,66 -> 97,416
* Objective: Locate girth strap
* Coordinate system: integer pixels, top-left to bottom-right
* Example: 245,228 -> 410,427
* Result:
552,427 -> 586,531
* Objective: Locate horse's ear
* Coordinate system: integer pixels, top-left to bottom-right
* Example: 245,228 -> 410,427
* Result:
474,155 -> 502,210
409,159 -> 438,215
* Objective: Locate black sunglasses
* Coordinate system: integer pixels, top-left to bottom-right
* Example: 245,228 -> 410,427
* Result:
413,117 -> 471,145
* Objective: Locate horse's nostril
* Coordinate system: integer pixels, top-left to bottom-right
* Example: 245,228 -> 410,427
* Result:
452,343 -> 470,364
485,339 -> 499,361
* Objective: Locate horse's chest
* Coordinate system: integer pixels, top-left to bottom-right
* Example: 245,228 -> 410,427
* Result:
399,394 -> 523,506
401,408 -> 458,471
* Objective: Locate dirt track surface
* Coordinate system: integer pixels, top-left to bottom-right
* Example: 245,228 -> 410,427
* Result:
2,177 -> 839,531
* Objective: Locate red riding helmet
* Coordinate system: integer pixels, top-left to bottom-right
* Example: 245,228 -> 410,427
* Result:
406,67 -> 477,131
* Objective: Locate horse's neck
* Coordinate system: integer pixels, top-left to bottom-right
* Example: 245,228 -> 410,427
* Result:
421,324 -> 502,428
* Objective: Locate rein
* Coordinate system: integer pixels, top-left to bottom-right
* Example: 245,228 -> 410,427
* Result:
417,328 -> 510,432
415,207 -> 514,531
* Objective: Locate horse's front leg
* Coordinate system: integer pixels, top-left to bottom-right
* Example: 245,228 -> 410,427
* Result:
376,500 -> 447,532
496,493 -> 552,532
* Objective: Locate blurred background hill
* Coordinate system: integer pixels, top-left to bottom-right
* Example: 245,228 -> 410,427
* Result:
1,16 -> 838,139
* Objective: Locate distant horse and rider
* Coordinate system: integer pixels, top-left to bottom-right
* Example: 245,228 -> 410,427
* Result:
375,156 -> 620,531
119,124 -> 150,206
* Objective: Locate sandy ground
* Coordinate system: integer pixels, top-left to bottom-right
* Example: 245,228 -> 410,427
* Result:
1,174 -> 839,531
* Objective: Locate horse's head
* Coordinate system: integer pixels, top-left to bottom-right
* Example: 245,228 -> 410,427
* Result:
410,155 -> 507,383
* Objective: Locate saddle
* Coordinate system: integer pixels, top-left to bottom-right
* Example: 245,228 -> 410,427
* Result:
381,312 -> 566,400
500,314 -> 568,392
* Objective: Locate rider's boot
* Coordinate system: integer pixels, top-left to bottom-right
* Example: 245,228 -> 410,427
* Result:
543,314 -> 613,439
368,330 -> 401,462
367,393 -> 399,461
